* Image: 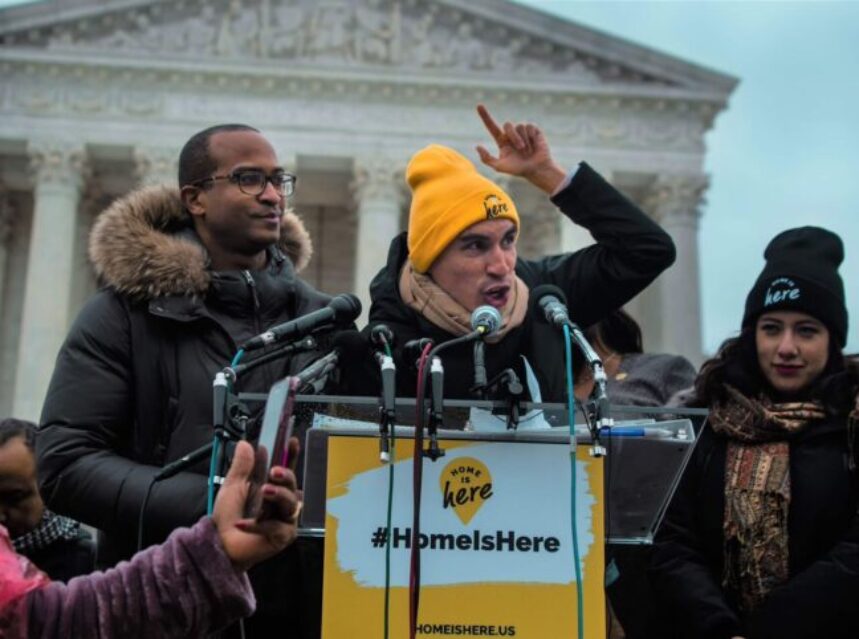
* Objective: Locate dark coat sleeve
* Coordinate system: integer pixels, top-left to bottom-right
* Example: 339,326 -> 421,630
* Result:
25,518 -> 254,638
37,292 -> 207,544
649,429 -> 745,639
518,162 -> 676,327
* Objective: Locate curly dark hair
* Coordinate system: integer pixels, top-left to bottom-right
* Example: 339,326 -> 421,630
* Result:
0,417 -> 36,450
694,327 -> 857,414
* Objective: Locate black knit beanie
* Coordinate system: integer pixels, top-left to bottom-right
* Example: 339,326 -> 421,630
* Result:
742,226 -> 847,347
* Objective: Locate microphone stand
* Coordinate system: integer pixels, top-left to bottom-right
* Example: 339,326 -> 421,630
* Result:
376,352 -> 396,463
224,336 -> 318,381
159,337 -> 319,483
294,350 -> 340,394
484,368 -> 524,430
565,323 -> 611,456
471,340 -> 488,399
426,357 -> 445,461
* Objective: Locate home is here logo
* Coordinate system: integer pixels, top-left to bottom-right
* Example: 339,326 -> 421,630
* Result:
440,457 -> 493,525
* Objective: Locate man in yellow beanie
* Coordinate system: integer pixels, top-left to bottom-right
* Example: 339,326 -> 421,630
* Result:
366,104 -> 676,402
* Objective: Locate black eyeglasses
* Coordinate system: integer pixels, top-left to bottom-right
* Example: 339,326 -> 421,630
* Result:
193,170 -> 297,197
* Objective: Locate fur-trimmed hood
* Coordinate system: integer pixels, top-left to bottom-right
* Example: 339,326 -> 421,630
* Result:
89,185 -> 313,301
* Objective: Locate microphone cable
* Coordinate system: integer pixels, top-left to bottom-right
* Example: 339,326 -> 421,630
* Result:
563,323 -> 585,639
136,478 -> 157,552
207,349 -> 247,515
378,336 -> 396,639
409,340 -> 435,639
207,435 -> 221,516
408,332 -> 482,639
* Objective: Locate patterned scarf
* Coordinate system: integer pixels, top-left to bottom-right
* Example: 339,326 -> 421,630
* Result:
0,524 -> 50,639
398,262 -> 529,343
709,385 -> 826,612
12,510 -> 81,554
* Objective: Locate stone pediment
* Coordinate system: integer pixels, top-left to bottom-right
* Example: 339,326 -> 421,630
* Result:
0,0 -> 735,95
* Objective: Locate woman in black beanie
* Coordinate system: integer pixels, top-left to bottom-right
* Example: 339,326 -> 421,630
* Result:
649,226 -> 859,639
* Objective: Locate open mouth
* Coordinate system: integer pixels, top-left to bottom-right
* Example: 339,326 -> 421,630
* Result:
482,286 -> 510,307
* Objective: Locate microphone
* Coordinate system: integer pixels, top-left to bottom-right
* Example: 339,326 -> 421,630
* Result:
426,355 -> 445,460
532,285 -> 612,445
532,284 -> 603,365
470,305 -> 502,335
293,329 -> 367,391
294,351 -> 339,390
404,338 -> 434,369
369,326 -> 397,412
213,371 -> 228,429
370,324 -> 395,349
242,294 -> 362,352
470,305 -> 501,396
369,325 -> 397,463
532,284 -> 570,328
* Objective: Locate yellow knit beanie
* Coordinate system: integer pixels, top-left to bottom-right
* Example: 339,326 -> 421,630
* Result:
406,144 -> 519,273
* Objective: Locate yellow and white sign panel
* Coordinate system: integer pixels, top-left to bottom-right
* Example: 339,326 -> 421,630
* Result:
322,435 -> 605,638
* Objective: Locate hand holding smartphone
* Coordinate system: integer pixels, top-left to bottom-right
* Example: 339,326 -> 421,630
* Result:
252,376 -> 302,521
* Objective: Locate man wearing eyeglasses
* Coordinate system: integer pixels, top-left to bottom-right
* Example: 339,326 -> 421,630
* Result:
36,124 -> 332,637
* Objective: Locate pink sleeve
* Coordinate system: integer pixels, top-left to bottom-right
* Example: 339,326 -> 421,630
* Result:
0,524 -> 50,639
23,518 -> 255,639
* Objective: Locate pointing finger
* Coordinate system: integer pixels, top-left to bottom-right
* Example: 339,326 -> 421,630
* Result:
476,104 -> 504,142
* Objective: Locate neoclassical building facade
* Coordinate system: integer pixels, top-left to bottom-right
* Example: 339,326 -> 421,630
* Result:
0,0 -> 736,420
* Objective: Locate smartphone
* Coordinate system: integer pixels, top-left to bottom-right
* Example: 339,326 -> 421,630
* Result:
251,376 -> 300,520
256,376 -> 299,474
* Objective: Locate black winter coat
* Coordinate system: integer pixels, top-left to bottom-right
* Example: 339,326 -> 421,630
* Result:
36,186 -> 331,563
650,415 -> 859,639
366,162 -> 676,401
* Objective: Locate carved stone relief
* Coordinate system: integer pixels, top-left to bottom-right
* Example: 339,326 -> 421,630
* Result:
0,0 -> 675,85
351,156 -> 405,207
134,146 -> 180,186
643,173 -> 710,226
27,141 -> 89,189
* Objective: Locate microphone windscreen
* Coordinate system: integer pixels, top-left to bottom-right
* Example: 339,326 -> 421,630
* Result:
370,323 -> 395,348
529,284 -> 567,312
332,329 -> 372,360
470,305 -> 502,334
329,294 -> 362,323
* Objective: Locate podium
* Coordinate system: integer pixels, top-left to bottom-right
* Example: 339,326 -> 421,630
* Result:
253,394 -> 700,639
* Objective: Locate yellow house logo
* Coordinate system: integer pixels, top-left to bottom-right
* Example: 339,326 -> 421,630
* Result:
483,194 -> 508,219
439,457 -> 493,525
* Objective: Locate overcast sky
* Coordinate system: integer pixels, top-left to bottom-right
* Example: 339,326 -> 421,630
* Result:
516,0 -> 859,354
2,0 -> 856,354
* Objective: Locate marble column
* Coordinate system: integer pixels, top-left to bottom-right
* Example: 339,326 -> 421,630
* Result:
351,157 -> 405,323
13,141 -> 88,421
644,173 -> 709,366
0,187 -> 13,307
133,145 -> 179,187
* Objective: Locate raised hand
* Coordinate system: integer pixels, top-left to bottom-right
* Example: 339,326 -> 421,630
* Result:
475,104 -> 567,194
212,439 -> 301,572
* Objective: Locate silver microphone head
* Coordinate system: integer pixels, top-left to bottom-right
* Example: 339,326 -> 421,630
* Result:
471,305 -> 502,335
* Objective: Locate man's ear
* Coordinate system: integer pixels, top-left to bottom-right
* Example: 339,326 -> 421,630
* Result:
180,184 -> 206,218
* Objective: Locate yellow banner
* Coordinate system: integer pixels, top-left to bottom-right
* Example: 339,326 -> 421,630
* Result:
322,434 -> 605,638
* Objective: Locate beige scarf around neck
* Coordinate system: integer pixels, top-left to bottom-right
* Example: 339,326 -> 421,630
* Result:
398,262 -> 529,342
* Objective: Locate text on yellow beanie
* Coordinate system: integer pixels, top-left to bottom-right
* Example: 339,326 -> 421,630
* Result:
406,144 -> 519,273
